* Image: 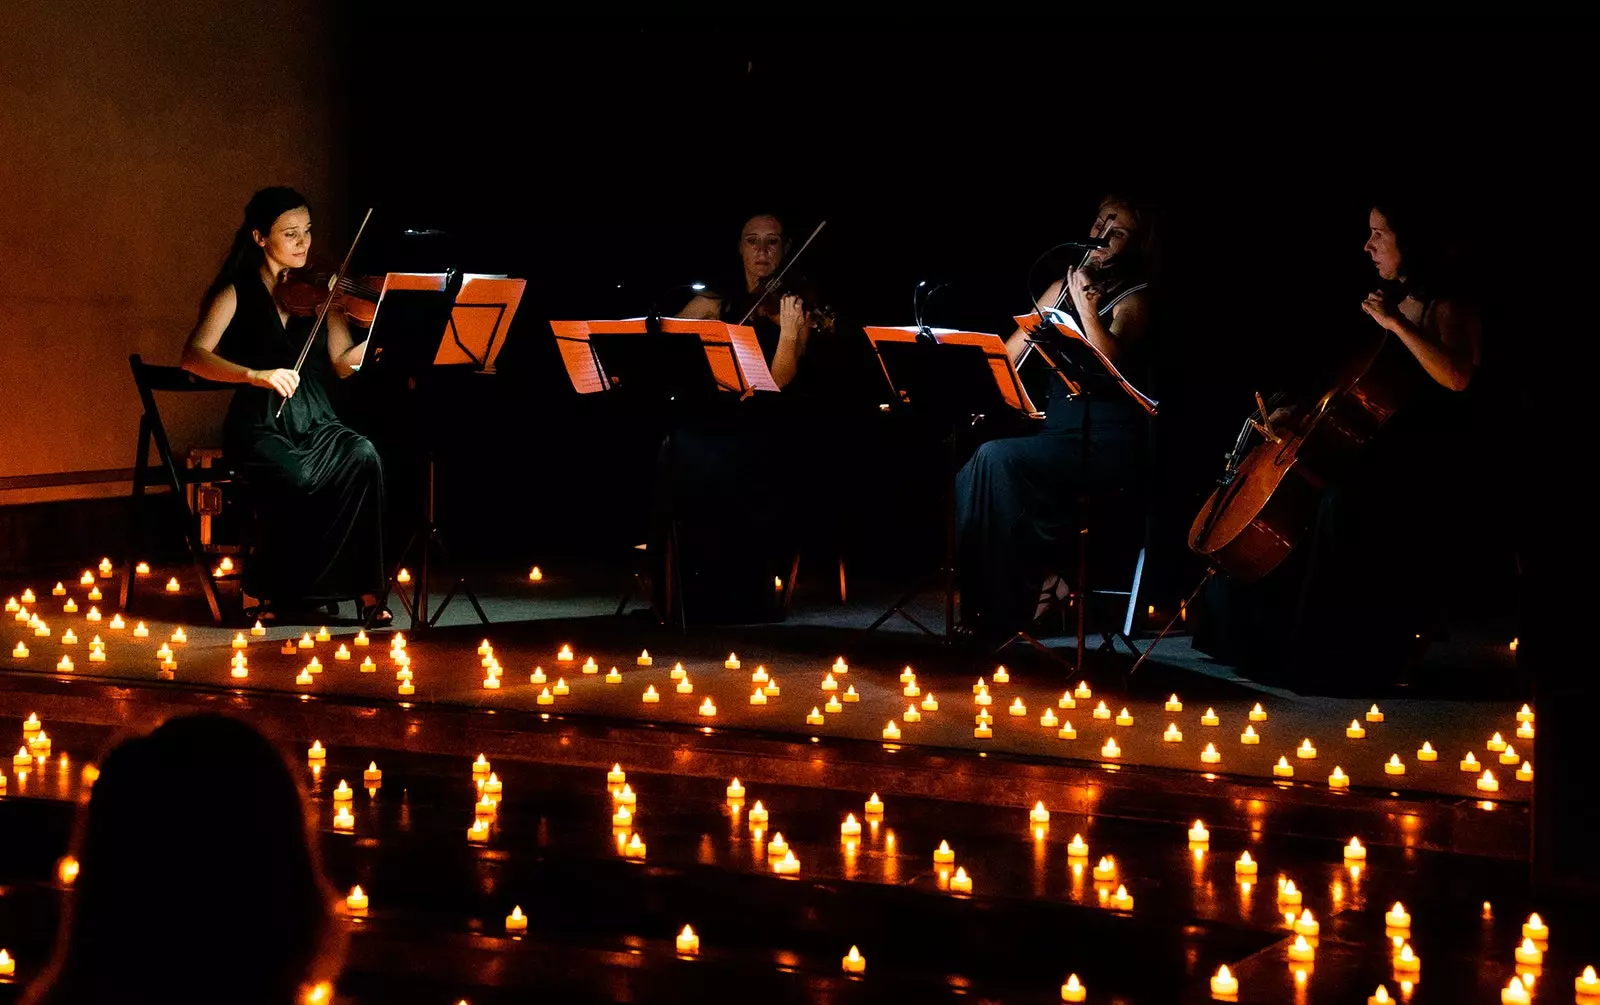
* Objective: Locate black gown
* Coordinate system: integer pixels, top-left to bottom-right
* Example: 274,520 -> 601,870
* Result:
955,285 -> 1150,635
218,277 -> 385,605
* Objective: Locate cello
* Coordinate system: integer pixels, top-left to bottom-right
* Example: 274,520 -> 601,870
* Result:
1187,315 -> 1424,582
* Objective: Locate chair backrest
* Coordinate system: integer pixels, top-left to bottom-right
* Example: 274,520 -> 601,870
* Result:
129,353 -> 236,485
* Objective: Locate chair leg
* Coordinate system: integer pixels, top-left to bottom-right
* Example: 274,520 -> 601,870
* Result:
121,416 -> 151,613
837,552 -> 847,605
783,551 -> 801,613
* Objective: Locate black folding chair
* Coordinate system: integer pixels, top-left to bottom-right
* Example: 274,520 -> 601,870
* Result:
120,353 -> 240,624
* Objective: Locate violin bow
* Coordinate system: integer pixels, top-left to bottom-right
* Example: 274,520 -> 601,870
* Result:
737,219 -> 827,327
275,206 -> 374,418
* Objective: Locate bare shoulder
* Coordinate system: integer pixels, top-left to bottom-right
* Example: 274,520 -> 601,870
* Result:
677,294 -> 724,321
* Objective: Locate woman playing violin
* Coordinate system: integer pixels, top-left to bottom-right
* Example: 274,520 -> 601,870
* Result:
181,186 -> 387,624
676,212 -> 816,388
955,193 -> 1157,638
1193,196 -> 1483,692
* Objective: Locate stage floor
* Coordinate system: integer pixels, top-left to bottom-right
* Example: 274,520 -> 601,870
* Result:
0,563 -> 1531,805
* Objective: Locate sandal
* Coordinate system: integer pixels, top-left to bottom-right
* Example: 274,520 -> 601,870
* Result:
361,603 -> 394,628
1034,574 -> 1071,621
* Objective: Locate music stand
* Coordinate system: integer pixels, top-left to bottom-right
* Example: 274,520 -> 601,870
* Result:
361,272 -> 524,632
862,326 -> 1038,639
549,316 -> 778,628
1003,306 -> 1158,671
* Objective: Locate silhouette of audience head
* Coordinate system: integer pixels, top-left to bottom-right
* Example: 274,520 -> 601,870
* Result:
24,714 -> 343,1005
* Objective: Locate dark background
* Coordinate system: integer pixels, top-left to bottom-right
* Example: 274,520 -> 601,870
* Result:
334,29 -> 1574,612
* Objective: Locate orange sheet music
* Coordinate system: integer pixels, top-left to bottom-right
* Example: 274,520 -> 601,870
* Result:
547,318 -> 779,395
1012,310 -> 1158,415
862,326 -> 1037,415
434,275 -> 526,369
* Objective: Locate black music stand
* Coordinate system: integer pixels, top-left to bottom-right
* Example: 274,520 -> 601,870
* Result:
359,271 -> 498,633
1001,307 -> 1157,672
865,332 -> 1022,639
549,316 -> 775,631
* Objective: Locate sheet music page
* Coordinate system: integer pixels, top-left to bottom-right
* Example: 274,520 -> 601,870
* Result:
435,277 -> 526,367
862,327 -> 1034,413
548,320 -> 606,394
1011,310 -> 1156,414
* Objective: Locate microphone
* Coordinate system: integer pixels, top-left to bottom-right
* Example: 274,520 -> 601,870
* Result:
913,280 -> 947,342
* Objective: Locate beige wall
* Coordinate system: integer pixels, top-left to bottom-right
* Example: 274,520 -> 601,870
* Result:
0,0 -> 338,503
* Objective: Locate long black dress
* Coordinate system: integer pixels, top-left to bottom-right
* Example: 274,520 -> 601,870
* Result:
955,284 -> 1150,635
218,277 -> 385,605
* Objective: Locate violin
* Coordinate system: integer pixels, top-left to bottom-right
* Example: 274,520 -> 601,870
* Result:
274,260 -> 383,328
744,272 -> 837,335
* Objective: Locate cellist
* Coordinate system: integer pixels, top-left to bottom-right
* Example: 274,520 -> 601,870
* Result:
1193,197 -> 1482,692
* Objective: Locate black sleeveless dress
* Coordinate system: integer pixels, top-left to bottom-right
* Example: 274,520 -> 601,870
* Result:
217,277 -> 385,604
955,282 -> 1150,635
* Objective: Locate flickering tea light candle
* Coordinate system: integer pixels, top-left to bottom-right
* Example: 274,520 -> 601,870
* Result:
552,678 -> 569,696
308,740 -> 326,760
1500,975 -> 1531,1005
843,685 -> 859,702
1514,938 -> 1543,966
297,669 -> 314,686
1057,721 -> 1078,740
357,656 -> 376,673
750,689 -> 768,706
723,777 -> 745,800
333,806 -> 355,831
1520,913 -> 1548,942
1517,721 -> 1534,740
1092,700 -> 1111,720
902,703 -> 920,722
155,643 -> 172,661
2,598 -> 15,612
820,672 -> 837,691
1294,909 -> 1320,937
830,656 -> 849,676
750,801 -> 770,824
21,589 -> 36,602
1327,767 -> 1349,789
1384,755 -> 1406,776
976,709 -> 993,726
57,655 -> 73,672
1461,751 -> 1480,772
12,642 -> 26,659
1110,884 -> 1134,910
1517,761 -> 1533,782
1112,707 -> 1132,726
1200,743 -> 1221,765
467,818 -> 489,843
1478,769 -> 1500,792
974,722 -> 994,738
362,762 -> 382,785
1093,856 -> 1116,882
675,678 -> 693,694
949,866 -> 972,894
1345,837 -> 1367,861
1037,707 -> 1057,728
612,805 -> 632,828
1101,737 -> 1120,758
345,885 -> 368,914
1075,681 -> 1092,699
396,568 -> 411,584
14,747 -> 33,767
33,622 -> 49,638
975,689 -> 992,707
725,653 -> 740,670
395,668 -> 411,683
23,714 -> 40,735
1166,694 -> 1183,712
1487,732 -> 1507,752
1416,742 -> 1437,761
1385,903 -> 1411,929
840,814 -> 861,837
1278,880 -> 1302,906
882,721 -> 901,740
763,678 -> 780,697
1189,820 -> 1210,843
903,679 -> 920,697
1201,708 -> 1220,727
603,667 -> 621,684
1235,851 -> 1258,876
1241,725 -> 1259,745
674,925 -> 699,955
699,697 -> 717,716
1210,964 -> 1239,997
333,780 -> 353,802
482,674 -> 502,690
1347,719 -> 1366,739
62,598 -> 77,613
51,582 -> 65,596
1575,966 -> 1599,996
1297,739 -> 1317,759
1499,745 -> 1520,766
642,685 -> 660,704
1058,691 -> 1076,710
1516,703 -> 1535,723
615,784 -> 636,806
1249,702 -> 1268,722
504,906 -> 528,933
1010,698 -> 1028,717
557,645 -> 573,662
992,664 -> 1010,683
864,792 -> 884,815
483,773 -> 502,796
86,605 -> 101,621
805,707 -> 824,725
825,695 -> 843,713
581,657 -> 598,674
1285,934 -> 1315,962
29,733 -> 49,755
61,628 -> 79,645
771,848 -> 800,875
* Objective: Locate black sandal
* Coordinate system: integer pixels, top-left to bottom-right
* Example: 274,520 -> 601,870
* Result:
361,603 -> 394,628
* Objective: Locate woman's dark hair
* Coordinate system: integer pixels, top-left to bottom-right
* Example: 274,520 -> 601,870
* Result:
1371,195 -> 1451,299
203,186 -> 311,307
1095,192 -> 1159,285
23,714 -> 342,1005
